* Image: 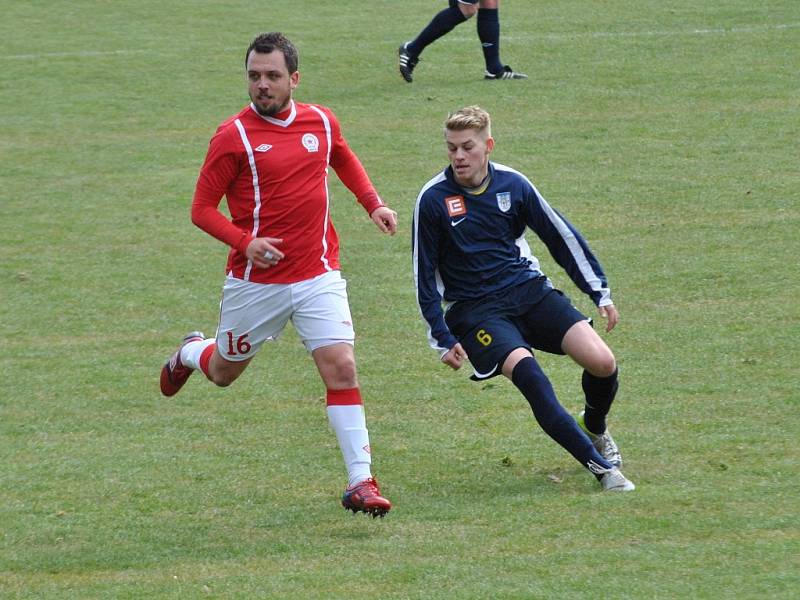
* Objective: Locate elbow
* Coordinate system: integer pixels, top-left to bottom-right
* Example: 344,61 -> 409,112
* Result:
190,204 -> 204,227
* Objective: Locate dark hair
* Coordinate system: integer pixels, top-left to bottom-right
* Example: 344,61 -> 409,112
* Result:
245,32 -> 299,73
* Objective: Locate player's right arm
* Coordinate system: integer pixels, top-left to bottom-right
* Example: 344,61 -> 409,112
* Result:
190,126 -> 255,256
412,191 -> 459,359
441,343 -> 468,370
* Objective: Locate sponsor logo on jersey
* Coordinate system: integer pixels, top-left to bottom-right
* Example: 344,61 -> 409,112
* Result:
496,191 -> 511,213
445,195 -> 466,217
302,133 -> 319,153
450,217 -> 466,227
254,144 -> 272,153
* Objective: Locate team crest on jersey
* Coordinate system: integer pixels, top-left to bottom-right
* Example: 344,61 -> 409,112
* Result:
302,133 -> 319,153
496,192 -> 511,213
445,195 -> 466,217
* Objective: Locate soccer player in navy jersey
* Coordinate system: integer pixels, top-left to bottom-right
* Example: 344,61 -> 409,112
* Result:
159,32 -> 397,517
412,106 -> 635,491
398,0 -> 527,82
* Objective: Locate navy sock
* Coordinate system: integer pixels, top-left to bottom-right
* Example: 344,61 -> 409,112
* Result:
477,8 -> 503,74
582,368 -> 619,435
407,4 -> 468,57
512,357 -> 613,476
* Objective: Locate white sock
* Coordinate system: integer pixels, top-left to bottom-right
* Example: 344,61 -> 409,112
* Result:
326,404 -> 372,487
180,338 -> 216,370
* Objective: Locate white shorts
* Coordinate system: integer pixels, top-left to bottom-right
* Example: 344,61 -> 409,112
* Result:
215,270 -> 354,361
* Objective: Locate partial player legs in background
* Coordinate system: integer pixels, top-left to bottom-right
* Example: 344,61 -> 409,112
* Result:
477,6 -> 503,75
483,65 -> 528,80
405,2 -> 468,58
398,1 -> 468,82
398,43 -> 419,83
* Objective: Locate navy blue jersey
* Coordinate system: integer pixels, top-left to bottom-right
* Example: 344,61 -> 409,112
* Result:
412,161 -> 611,356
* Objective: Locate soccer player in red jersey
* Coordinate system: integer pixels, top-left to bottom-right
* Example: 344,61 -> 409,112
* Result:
160,32 -> 396,517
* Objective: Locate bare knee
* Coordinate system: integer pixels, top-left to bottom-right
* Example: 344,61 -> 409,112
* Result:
313,343 -> 358,389
458,3 -> 478,18
501,347 -> 534,379
325,356 -> 358,388
562,321 -> 616,376
586,351 -> 617,378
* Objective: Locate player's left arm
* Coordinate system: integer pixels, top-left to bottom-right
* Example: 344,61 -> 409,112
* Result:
328,111 -> 397,235
598,303 -> 619,332
522,183 -> 613,309
369,206 -> 398,235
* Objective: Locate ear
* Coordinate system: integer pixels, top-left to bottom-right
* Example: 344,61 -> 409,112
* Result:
486,136 -> 495,153
290,71 -> 300,89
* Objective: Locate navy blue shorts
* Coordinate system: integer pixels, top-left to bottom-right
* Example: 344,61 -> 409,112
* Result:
445,278 -> 589,380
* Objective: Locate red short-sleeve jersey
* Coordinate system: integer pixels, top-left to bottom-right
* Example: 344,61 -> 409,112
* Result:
191,101 -> 384,284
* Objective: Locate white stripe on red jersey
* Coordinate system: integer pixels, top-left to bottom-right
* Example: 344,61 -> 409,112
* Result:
232,117 -> 263,281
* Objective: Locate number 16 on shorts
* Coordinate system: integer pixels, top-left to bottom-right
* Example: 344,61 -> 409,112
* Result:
226,332 -> 252,356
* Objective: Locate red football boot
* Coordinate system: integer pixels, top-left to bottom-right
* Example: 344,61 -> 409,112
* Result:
160,331 -> 206,397
342,477 -> 392,518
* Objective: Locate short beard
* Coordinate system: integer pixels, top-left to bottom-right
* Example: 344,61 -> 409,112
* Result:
252,97 -> 289,117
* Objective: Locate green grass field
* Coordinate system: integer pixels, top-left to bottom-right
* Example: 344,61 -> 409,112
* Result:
2,1 -> 798,598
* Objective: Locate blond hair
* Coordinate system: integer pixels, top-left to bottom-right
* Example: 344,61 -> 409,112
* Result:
444,105 -> 492,137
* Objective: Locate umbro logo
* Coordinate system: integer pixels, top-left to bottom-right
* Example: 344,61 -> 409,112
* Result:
254,144 -> 272,153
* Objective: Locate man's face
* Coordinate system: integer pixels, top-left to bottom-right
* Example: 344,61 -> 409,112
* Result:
246,50 -> 299,117
445,128 -> 494,188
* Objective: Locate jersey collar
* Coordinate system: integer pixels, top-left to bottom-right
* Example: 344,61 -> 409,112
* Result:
446,161 -> 494,195
250,100 -> 297,127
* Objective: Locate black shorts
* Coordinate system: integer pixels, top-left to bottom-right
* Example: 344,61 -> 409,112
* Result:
445,278 -> 589,380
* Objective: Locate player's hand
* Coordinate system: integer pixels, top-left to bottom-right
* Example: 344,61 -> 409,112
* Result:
246,237 -> 284,269
370,206 -> 398,235
598,304 -> 619,332
441,343 -> 468,370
